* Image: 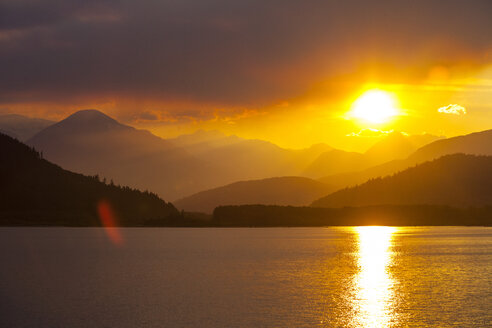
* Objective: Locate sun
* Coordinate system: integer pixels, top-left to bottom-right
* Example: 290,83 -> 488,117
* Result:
350,90 -> 399,124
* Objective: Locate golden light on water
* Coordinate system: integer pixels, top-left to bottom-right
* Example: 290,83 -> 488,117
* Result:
353,226 -> 397,327
350,90 -> 399,124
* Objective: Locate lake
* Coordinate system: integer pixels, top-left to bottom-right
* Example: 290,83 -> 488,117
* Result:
0,227 -> 490,327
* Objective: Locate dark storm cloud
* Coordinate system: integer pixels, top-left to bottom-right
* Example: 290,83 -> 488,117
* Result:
0,0 -> 119,29
0,0 -> 491,107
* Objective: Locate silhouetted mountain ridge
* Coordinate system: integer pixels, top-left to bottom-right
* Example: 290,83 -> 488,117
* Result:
312,154 -> 492,208
0,133 -> 179,226
409,129 -> 492,161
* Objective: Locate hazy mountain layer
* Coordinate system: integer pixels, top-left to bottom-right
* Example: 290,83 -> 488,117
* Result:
0,114 -> 54,141
319,129 -> 492,189
304,150 -> 369,178
29,112 -> 332,199
305,132 -> 441,178
364,132 -> 442,164
170,130 -> 332,183
175,176 -> 335,213
168,129 -> 243,155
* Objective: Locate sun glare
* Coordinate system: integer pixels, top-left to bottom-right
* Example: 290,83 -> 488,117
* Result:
350,90 -> 399,124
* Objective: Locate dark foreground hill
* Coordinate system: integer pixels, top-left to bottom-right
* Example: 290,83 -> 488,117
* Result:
0,133 -> 180,226
174,176 -> 334,213
312,154 -> 492,208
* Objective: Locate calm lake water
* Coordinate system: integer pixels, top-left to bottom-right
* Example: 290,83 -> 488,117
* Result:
0,227 -> 490,327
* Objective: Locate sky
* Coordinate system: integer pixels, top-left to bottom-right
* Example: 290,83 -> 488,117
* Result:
1,0 -> 491,151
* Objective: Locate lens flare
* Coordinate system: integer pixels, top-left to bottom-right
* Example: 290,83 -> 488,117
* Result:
97,200 -> 123,246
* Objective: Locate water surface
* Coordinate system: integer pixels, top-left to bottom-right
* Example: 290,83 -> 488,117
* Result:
0,227 -> 490,327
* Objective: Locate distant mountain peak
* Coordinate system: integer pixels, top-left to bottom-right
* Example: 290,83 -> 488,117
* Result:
32,109 -> 130,136
64,109 -> 120,124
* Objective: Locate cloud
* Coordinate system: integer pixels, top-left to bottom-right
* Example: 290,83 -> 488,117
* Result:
0,1 -> 121,30
127,110 -> 183,124
135,111 -> 158,121
346,128 -> 393,138
124,106 -> 266,126
437,104 -> 467,115
0,0 -> 490,119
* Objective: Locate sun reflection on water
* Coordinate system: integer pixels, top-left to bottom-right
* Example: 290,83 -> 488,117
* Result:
353,226 -> 397,328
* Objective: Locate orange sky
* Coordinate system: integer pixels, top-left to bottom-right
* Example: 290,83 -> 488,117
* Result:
1,1 -> 491,151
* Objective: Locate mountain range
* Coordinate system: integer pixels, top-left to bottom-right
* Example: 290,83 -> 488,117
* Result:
21,109 -> 492,210
319,129 -> 492,191
170,130 -> 333,182
177,129 -> 492,212
304,132 -> 442,178
2,107 -> 491,225
26,110 -> 332,199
